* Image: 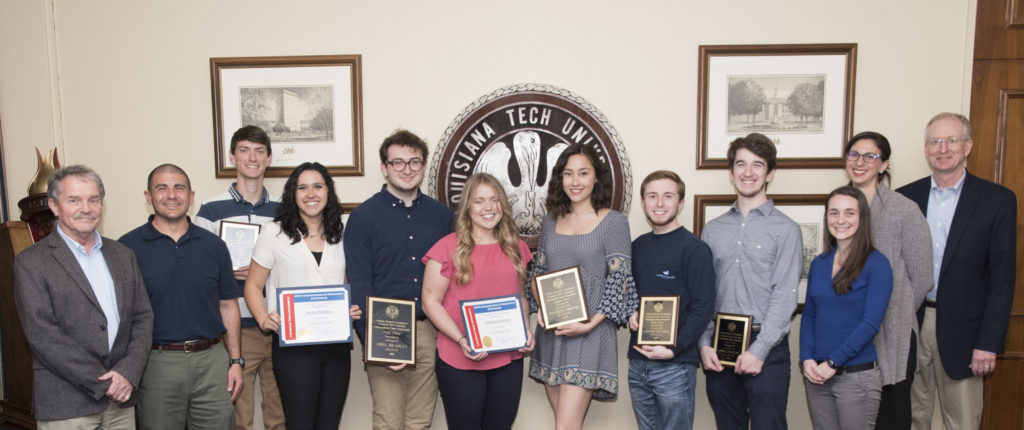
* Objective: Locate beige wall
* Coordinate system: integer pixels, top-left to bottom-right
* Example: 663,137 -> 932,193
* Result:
0,0 -> 975,428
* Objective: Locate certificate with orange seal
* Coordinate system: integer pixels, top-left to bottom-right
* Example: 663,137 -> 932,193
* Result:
277,285 -> 352,347
459,294 -> 528,354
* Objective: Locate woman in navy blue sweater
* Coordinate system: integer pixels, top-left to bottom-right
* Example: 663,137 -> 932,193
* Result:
800,186 -> 893,430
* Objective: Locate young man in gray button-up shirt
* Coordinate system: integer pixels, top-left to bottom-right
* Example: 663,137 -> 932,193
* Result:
698,133 -> 803,430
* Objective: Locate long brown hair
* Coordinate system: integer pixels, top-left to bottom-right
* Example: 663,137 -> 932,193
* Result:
824,186 -> 875,295
544,144 -> 612,219
452,173 -> 527,286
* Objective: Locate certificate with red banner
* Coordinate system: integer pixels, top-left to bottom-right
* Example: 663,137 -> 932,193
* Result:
458,295 -> 528,354
277,285 -> 352,347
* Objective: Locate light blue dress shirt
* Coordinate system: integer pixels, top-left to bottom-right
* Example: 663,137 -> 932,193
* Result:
56,225 -> 120,350
926,169 -> 967,301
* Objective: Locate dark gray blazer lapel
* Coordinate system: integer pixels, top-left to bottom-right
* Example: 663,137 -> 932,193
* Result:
102,238 -> 130,318
48,234 -> 103,312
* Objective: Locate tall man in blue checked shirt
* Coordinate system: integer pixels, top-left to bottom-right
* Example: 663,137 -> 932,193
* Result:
195,125 -> 284,430
698,133 -> 803,430
627,170 -> 716,430
344,129 -> 453,430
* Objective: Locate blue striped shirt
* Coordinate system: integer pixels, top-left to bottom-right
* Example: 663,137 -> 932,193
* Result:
926,169 -> 966,301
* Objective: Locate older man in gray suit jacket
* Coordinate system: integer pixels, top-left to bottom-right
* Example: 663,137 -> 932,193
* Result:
14,165 -> 153,429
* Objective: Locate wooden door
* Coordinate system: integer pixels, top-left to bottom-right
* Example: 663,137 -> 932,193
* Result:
968,0 -> 1024,428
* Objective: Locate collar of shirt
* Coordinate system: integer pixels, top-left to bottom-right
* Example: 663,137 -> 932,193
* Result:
929,168 -> 967,194
228,183 -> 272,207
379,184 -> 424,207
55,224 -> 103,256
139,215 -> 202,243
727,198 -> 778,218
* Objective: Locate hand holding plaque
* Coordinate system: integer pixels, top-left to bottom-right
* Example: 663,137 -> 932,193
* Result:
712,312 -> 753,367
637,296 -> 680,346
365,297 -> 416,365
533,266 -> 589,330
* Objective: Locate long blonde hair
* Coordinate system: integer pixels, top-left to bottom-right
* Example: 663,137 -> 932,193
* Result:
453,173 -> 527,286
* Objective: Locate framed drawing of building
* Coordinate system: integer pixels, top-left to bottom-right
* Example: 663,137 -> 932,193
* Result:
697,44 -> 857,169
211,55 -> 364,178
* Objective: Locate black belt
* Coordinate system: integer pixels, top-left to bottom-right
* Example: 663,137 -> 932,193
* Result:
152,338 -> 221,353
925,300 -> 936,308
818,360 -> 875,375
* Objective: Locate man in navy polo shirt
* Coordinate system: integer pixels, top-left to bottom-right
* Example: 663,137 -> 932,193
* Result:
195,125 -> 283,430
344,129 -> 453,430
120,164 -> 243,430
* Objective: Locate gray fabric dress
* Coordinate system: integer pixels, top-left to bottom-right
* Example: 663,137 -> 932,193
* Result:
528,211 -> 638,400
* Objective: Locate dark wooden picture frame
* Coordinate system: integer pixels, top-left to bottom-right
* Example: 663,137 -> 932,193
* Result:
697,43 -> 857,169
211,55 -> 364,178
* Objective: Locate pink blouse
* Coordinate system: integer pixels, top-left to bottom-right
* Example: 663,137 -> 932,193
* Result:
423,233 -> 532,370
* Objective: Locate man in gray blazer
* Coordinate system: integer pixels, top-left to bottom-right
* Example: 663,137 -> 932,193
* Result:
14,165 -> 154,428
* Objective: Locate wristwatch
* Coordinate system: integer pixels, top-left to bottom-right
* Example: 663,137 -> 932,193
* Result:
825,358 -> 839,370
229,357 -> 246,368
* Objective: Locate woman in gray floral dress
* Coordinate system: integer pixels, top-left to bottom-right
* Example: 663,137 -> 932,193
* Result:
528,144 -> 638,429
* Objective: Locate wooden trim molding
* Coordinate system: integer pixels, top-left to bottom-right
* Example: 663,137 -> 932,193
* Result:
1008,0 -> 1024,28
994,89 -> 1024,183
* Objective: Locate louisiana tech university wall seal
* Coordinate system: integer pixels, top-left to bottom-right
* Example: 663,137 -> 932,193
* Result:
429,83 -> 632,246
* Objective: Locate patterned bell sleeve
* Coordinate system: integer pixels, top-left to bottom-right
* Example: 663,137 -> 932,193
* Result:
596,212 -> 639,325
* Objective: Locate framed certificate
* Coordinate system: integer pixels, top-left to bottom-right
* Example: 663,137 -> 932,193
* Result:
276,284 -> 352,347
459,294 -> 528,354
365,297 -> 416,365
533,266 -> 589,330
637,296 -> 679,346
713,312 -> 753,367
219,220 -> 261,270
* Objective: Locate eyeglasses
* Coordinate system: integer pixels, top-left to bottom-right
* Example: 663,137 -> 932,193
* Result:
846,151 -> 881,163
385,158 -> 424,172
926,136 -> 968,146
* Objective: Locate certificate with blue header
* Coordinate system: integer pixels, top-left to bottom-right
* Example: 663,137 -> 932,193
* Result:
459,294 -> 528,354
277,285 -> 352,347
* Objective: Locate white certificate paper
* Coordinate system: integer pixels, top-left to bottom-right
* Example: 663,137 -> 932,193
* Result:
459,295 -> 528,354
219,221 -> 261,270
277,285 -> 352,346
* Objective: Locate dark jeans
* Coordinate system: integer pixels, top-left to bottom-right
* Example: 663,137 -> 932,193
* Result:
876,331 -> 916,430
435,355 -> 523,430
271,337 -> 352,430
704,334 -> 790,430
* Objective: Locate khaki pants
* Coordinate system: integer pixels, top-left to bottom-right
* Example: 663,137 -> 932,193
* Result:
137,345 -> 234,430
37,401 -> 134,430
365,319 -> 439,430
234,326 -> 285,430
911,307 -> 984,430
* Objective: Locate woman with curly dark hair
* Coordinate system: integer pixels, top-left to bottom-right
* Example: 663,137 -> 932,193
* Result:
528,143 -> 638,429
244,162 -> 362,430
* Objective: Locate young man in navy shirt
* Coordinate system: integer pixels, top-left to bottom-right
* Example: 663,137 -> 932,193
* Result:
344,130 -> 453,430
627,170 -> 715,430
